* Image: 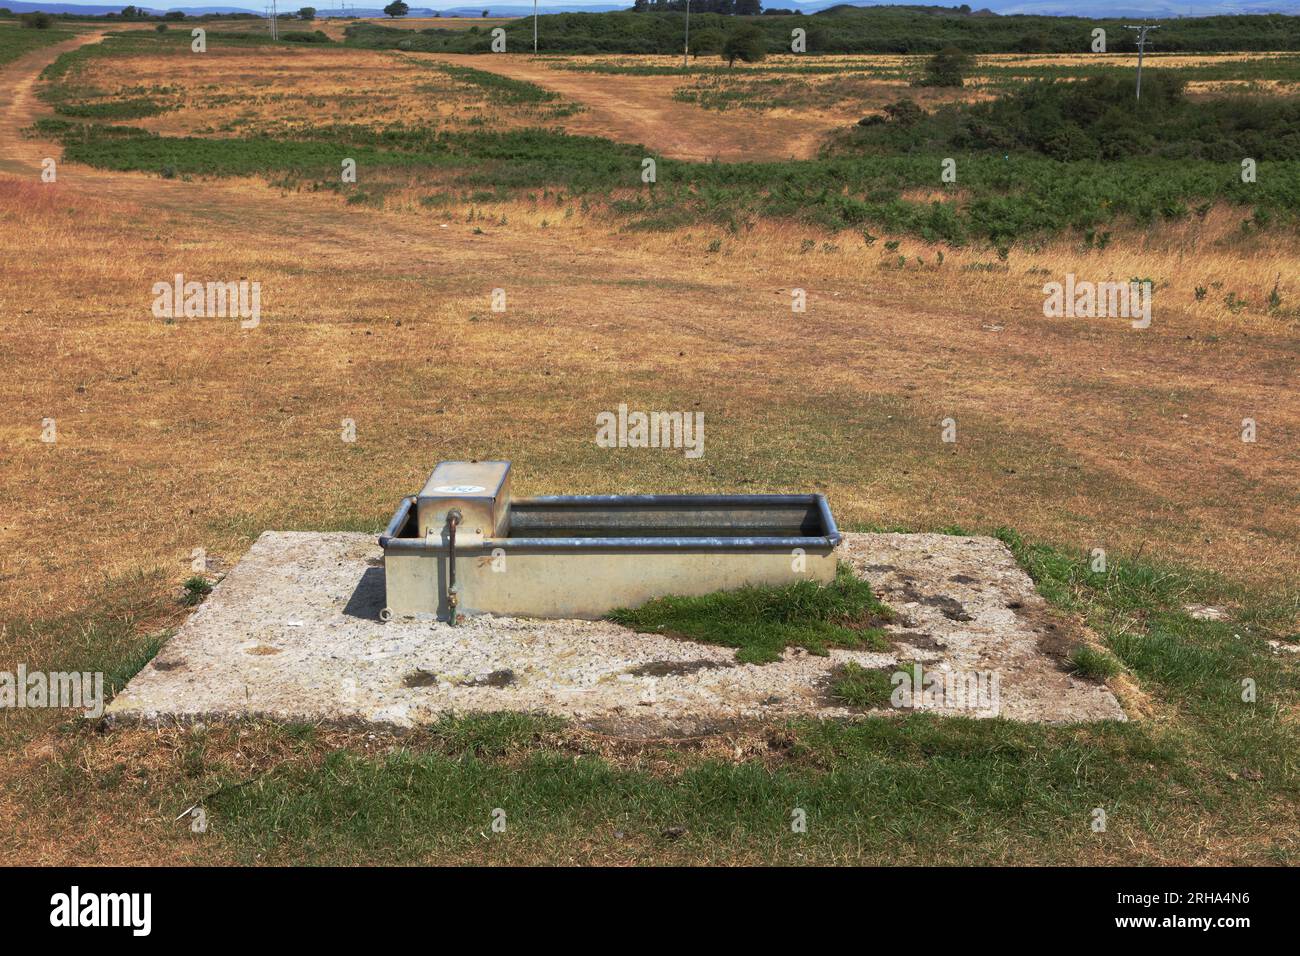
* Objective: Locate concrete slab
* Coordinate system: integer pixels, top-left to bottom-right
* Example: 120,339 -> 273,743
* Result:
107,531 -> 1125,734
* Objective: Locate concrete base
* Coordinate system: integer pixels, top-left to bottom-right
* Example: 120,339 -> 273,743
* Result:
106,532 -> 1126,734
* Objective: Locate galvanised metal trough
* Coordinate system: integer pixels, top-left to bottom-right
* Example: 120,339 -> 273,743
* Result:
379,461 -> 841,622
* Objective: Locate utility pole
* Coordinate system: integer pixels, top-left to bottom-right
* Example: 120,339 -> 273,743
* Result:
534,0 -> 538,53
1125,24 -> 1159,101
683,0 -> 690,70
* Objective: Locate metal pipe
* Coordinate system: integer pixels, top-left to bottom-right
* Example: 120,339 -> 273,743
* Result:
379,494 -> 841,553
446,509 -> 461,625
384,535 -> 838,553
513,494 -> 827,507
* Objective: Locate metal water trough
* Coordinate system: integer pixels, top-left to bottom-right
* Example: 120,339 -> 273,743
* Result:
379,461 -> 842,622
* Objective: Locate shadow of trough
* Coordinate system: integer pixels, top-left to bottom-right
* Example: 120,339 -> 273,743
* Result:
343,565 -> 386,621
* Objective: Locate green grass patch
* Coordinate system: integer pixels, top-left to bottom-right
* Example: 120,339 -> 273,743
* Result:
1065,646 -> 1122,681
33,121 -> 438,180
438,63 -> 561,105
180,576 -> 212,607
0,19 -> 76,67
828,660 -> 898,708
200,712 -> 1185,864
34,111 -> 1300,245
11,527 -> 1299,864
608,562 -> 894,664
54,97 -> 172,119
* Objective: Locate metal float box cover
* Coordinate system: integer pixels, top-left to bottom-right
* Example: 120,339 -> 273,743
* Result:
416,460 -> 512,542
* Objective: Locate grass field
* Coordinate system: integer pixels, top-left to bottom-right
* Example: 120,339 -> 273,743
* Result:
0,19 -> 85,67
0,24 -> 1297,866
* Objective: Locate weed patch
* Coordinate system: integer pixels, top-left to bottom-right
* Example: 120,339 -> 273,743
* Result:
608,563 -> 894,664
829,660 -> 898,708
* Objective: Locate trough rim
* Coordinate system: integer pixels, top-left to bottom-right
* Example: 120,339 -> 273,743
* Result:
378,493 -> 842,553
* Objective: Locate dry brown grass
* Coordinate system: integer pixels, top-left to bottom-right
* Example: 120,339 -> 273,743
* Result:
66,44 -> 576,140
3,37 -> 1296,615
2,169 -> 1295,623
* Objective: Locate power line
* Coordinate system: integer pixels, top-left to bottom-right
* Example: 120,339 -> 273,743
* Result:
1124,24 -> 1159,101
683,0 -> 690,70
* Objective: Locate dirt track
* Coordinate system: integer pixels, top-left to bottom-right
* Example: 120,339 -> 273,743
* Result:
425,52 -> 839,161
0,31 -> 112,176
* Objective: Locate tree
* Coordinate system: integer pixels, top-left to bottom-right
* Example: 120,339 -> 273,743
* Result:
919,46 -> 973,88
735,0 -> 761,15
18,11 -> 53,28
383,0 -> 409,16
721,24 -> 765,67
298,6 -> 317,19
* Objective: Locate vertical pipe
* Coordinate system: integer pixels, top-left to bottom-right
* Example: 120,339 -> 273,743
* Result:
446,510 -> 461,626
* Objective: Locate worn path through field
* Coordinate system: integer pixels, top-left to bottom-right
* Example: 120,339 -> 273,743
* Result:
425,53 -> 836,162
0,30 -> 112,176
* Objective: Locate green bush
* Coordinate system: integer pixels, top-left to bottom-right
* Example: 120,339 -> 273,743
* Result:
846,74 -> 1300,162
281,30 -> 332,44
916,45 -> 972,87
883,98 -> 924,128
